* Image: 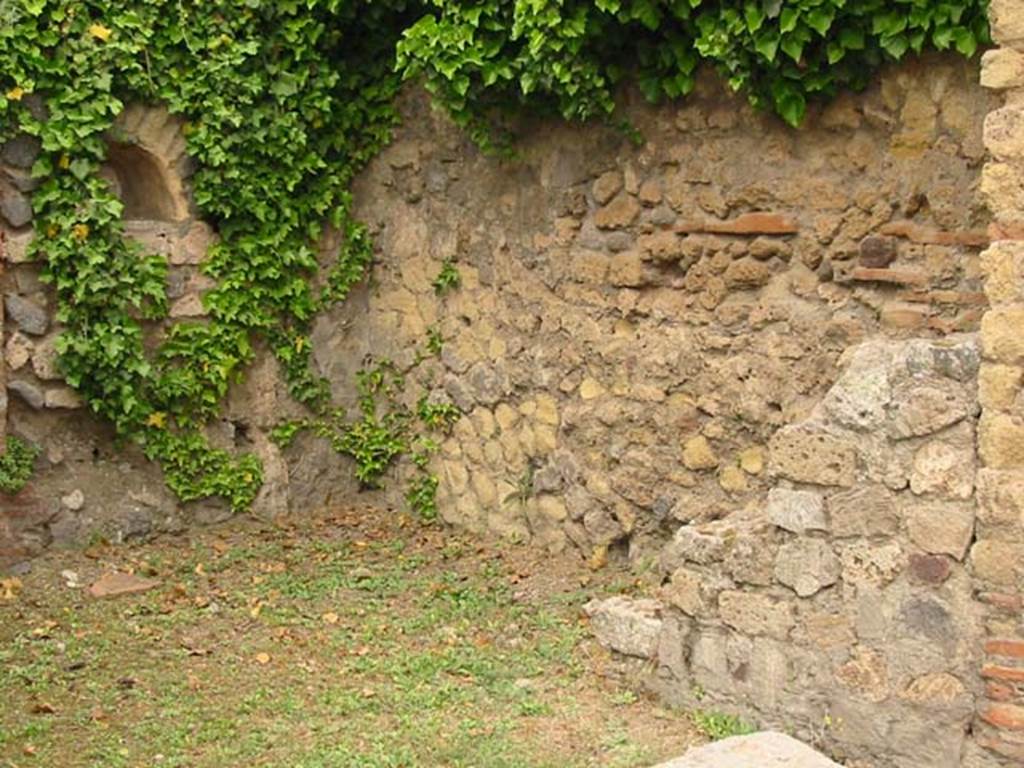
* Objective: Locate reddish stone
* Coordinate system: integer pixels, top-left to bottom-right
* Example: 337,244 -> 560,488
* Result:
676,212 -> 798,236
980,592 -> 1023,612
859,236 -> 898,268
882,220 -> 990,247
851,267 -> 929,285
908,553 -> 952,584
986,639 -> 1024,659
87,572 -> 161,600
983,665 -> 1024,683
989,221 -> 1024,242
981,703 -> 1024,730
987,680 -> 1017,702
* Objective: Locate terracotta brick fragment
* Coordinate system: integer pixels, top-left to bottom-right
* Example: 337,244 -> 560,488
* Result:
983,665 -> 1024,683
980,592 -> 1023,612
986,639 -> 1024,659
990,221 -> 1024,241
987,680 -> 1017,702
851,267 -> 929,285
882,220 -> 990,247
675,212 -> 798,236
977,733 -> 1024,761
981,703 -> 1024,730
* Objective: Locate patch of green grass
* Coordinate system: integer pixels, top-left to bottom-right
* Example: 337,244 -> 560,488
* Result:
692,709 -> 756,740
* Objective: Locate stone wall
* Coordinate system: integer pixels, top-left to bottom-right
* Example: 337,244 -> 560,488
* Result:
0,49 -> 1017,768
971,0 -> 1024,761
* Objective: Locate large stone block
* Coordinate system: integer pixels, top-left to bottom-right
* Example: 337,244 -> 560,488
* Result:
775,539 -> 840,597
971,539 -> 1020,586
828,486 -> 899,537
990,0 -> 1024,45
766,488 -> 827,534
718,590 -> 795,639
652,732 -> 842,768
769,425 -> 857,487
905,500 -> 975,561
979,363 -> 1023,412
985,105 -> 1024,162
909,423 -> 976,500
981,242 -> 1024,304
584,596 -> 662,658
977,469 -> 1024,528
980,413 -> 1024,469
980,162 -> 1024,222
982,307 -> 1024,363
982,48 -> 1024,89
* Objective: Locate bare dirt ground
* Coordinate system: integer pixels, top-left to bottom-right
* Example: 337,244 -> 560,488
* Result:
0,504 -> 703,767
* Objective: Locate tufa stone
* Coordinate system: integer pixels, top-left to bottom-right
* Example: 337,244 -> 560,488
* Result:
775,539 -> 840,597
766,488 -> 827,534
584,596 -> 662,659
4,294 -> 48,336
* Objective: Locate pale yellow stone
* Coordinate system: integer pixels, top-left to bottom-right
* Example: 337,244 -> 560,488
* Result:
981,48 -> 1024,90
979,363 -> 1023,412
495,403 -> 519,431
443,461 -> 469,495
682,435 -> 718,471
739,446 -> 766,475
518,424 -> 537,457
536,496 -> 568,522
471,472 -> 498,507
488,336 -> 507,359
981,242 -> 1024,304
518,400 -> 537,417
718,465 -> 749,493
990,0 -> 1024,45
483,440 -> 504,466
534,425 -> 558,455
535,394 -> 559,426
579,377 -> 606,400
980,412 -> 1024,469
982,307 -> 1024,363
971,539 -> 1020,585
471,407 -> 496,439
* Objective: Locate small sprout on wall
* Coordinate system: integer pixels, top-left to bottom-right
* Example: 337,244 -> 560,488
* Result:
0,437 -> 41,495
432,258 -> 461,295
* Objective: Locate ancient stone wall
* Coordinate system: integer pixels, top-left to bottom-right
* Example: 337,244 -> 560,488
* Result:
971,0 -> 1024,761
0,49 -> 1017,768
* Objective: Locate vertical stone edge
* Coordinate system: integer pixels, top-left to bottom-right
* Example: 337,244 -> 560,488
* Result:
974,2 -> 1024,761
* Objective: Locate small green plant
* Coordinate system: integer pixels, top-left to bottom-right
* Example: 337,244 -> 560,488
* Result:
432,259 -> 461,295
503,463 -> 535,507
425,326 -> 444,357
416,396 -> 460,432
692,710 -> 756,741
0,437 -> 40,495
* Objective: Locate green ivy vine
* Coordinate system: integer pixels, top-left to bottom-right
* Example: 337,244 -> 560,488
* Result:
0,0 -> 989,511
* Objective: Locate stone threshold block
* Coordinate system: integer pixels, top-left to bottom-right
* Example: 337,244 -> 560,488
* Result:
652,732 -> 843,767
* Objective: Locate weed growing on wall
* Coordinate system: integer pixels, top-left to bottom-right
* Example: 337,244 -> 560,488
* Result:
0,0 -> 989,509
0,436 -> 40,495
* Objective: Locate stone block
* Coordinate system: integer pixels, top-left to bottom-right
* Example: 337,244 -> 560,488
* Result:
0,185 -> 32,228
979,364 -> 1023,412
775,539 -> 840,597
980,413 -> 1024,469
1,229 -> 36,263
977,469 -> 1024,528
592,171 -> 622,205
769,425 -> 857,487
990,0 -> 1024,45
981,242 -> 1024,304
583,596 -> 662,658
971,540 -> 1020,586
981,162 -> 1024,222
835,647 -> 889,703
909,423 -> 976,499
662,566 -> 719,617
985,105 -> 1024,162
660,525 -> 728,571
718,590 -> 794,639
594,193 -> 640,229
4,294 -> 47,336
887,381 -> 974,439
827,486 -> 899,537
982,48 -> 1024,89
652,732 -> 841,768
905,500 -> 975,560
766,488 -> 827,534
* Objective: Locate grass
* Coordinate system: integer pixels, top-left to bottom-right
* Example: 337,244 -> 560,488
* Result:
0,505 -> 700,767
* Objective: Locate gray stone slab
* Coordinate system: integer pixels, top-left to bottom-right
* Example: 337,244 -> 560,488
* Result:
652,732 -> 842,767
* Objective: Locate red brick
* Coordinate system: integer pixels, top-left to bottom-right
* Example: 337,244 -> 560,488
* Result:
983,665 -> 1024,683
676,212 -> 798,236
981,703 -> 1024,730
987,680 -> 1018,702
896,289 -> 988,306
977,732 -> 1024,760
851,267 -> 929,285
990,221 -> 1024,242
986,639 -> 1024,659
880,303 -> 929,329
882,220 -> 990,247
927,309 -> 984,334
980,592 -> 1023,612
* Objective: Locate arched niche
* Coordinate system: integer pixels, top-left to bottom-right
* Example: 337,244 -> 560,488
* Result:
101,105 -> 190,223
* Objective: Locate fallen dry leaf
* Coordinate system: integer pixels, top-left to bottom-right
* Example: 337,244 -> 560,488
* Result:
254,652 -> 271,666
321,612 -> 339,625
87,571 -> 160,600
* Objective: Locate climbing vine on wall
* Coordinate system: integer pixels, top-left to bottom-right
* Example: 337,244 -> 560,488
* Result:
0,0 -> 989,511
